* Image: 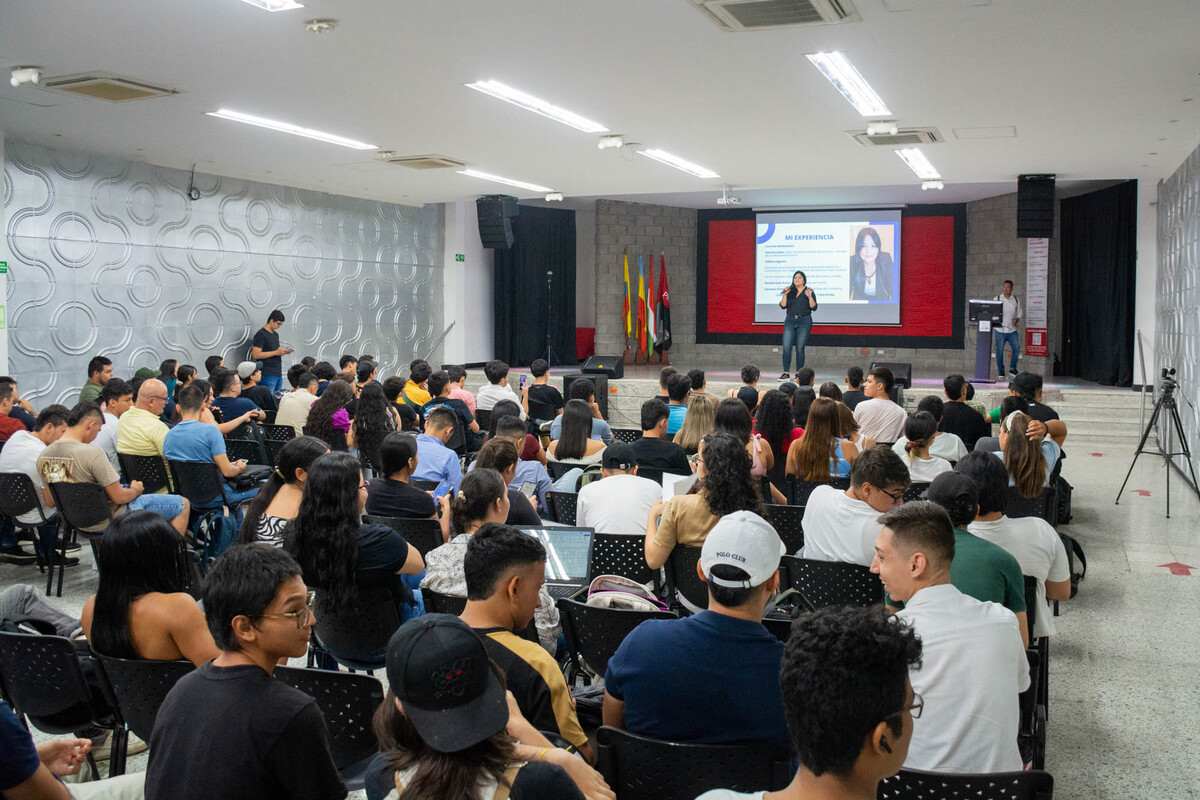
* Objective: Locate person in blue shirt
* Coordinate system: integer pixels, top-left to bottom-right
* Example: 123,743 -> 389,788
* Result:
210,368 -> 264,430
412,406 -> 462,497
164,384 -> 259,509
603,510 -> 792,755
665,372 -> 692,435
548,377 -> 613,444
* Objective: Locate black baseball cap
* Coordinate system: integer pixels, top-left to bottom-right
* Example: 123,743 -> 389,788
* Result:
602,441 -> 638,469
384,614 -> 508,753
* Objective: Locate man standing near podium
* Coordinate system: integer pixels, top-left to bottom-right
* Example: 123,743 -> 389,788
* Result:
993,280 -> 1022,378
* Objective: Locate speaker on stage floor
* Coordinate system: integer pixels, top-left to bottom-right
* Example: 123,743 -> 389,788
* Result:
562,372 -> 609,419
582,355 -> 624,379
476,195 -> 518,249
870,361 -> 912,390
1017,174 -> 1055,238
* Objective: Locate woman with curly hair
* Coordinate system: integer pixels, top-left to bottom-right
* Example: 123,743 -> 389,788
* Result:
355,381 -> 398,473
755,388 -> 804,491
284,451 -> 424,631
645,432 -> 765,577
303,379 -> 356,452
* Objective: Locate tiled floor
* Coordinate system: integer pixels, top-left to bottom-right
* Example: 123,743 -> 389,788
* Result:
2,436 -> 1198,799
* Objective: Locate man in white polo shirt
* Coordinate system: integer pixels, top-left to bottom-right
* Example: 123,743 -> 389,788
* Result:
871,501 -> 1028,773
993,279 -> 1022,378
852,367 -> 907,445
801,447 -> 909,565
576,442 -> 661,535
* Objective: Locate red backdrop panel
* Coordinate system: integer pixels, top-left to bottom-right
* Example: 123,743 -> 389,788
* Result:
706,215 -> 956,337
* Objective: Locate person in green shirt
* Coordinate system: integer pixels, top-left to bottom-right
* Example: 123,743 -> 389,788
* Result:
79,355 -> 112,404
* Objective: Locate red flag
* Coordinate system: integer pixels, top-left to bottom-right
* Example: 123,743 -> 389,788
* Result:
655,254 -> 672,351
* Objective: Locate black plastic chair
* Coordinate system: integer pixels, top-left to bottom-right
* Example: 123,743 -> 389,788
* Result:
362,515 -> 444,558
312,585 -> 403,672
588,532 -> 658,586
117,453 -> 173,494
557,595 -> 676,680
411,478 -> 440,491
761,504 -> 804,554
48,481 -> 111,592
0,472 -> 63,595
474,409 -> 492,433
275,666 -> 383,791
612,428 -> 642,444
636,467 -> 665,485
666,545 -> 708,611
1020,575 -> 1048,770
877,768 -> 1054,800
548,490 -> 578,525
786,476 -> 831,505
546,461 -> 579,481
261,423 -> 296,465
1006,486 -> 1058,525
903,482 -> 931,503
596,726 -> 790,800
0,632 -> 127,777
780,555 -> 883,611
224,436 -> 270,466
94,654 -> 194,743
169,459 -> 235,509
423,588 -> 467,615
829,476 -> 851,490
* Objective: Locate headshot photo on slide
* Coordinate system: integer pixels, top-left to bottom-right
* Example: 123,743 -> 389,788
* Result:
848,225 -> 894,302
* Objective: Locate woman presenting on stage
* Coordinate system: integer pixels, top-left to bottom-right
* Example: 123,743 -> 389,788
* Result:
778,270 -> 817,379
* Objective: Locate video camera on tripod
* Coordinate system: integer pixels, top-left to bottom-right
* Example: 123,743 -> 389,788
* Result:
1116,365 -> 1199,517
1159,367 -> 1178,394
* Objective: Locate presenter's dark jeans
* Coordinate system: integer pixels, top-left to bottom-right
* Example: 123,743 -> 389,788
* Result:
260,373 -> 283,395
994,329 -> 1020,375
782,318 -> 812,372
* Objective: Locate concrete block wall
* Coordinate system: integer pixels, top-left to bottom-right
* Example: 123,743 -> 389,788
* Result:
590,195 -> 1059,379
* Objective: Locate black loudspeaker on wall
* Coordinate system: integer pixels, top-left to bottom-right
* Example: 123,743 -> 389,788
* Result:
476,195 -> 519,249
582,355 -> 624,380
562,372 -> 609,419
870,361 -> 912,390
1017,174 -> 1055,238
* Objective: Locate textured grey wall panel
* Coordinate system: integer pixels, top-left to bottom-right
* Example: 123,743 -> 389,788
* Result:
3,139 -> 443,405
1155,142 -> 1200,476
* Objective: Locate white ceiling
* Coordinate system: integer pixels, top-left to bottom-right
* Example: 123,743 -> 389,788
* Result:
1,0 -> 1198,207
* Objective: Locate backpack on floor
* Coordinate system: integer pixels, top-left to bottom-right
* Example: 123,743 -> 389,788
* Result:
1059,532 -> 1086,598
1055,475 -> 1074,525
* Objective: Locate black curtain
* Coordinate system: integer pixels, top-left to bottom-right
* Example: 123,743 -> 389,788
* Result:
1059,180 -> 1136,386
493,205 -> 576,366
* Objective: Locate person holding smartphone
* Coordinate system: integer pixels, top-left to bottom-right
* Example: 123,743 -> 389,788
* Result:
778,271 -> 818,379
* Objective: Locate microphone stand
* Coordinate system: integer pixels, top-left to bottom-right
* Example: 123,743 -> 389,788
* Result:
545,270 -> 554,367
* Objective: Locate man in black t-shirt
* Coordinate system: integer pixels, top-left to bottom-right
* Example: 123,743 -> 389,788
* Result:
629,398 -> 692,476
365,432 -> 438,519
842,366 -> 867,410
940,374 -> 991,452
146,545 -> 345,800
423,370 -> 480,451
237,361 -> 277,412
250,309 -> 292,396
523,358 -> 564,423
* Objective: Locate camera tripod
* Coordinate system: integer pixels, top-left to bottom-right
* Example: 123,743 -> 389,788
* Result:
1115,380 -> 1200,518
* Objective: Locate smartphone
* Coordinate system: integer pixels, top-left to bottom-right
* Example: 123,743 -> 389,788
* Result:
519,482 -> 536,500
519,374 -> 528,390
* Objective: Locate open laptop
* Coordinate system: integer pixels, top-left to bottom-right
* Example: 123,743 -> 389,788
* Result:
517,526 -> 595,600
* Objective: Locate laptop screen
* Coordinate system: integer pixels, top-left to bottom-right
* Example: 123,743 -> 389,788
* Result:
519,527 -> 593,583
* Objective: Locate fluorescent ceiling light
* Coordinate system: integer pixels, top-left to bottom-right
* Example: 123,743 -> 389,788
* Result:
237,0 -> 304,11
457,168 -> 553,194
636,148 -> 720,179
206,108 -> 376,150
465,80 -> 608,133
806,51 -> 891,117
896,148 -> 942,180
921,180 -> 944,191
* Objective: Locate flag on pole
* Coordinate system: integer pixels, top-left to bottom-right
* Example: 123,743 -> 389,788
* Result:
645,256 -> 657,352
655,253 -> 672,352
622,252 -> 632,339
636,255 -> 647,357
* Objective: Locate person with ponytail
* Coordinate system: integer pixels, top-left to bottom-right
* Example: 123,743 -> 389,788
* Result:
421,469 -> 560,653
898,411 -> 954,482
997,410 -> 1061,498
787,397 -> 859,482
239,435 -> 330,546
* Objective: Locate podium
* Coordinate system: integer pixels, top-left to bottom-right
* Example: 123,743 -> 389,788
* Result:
968,300 -> 1004,383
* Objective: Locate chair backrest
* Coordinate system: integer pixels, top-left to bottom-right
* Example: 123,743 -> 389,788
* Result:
612,428 -> 642,444
557,597 -> 676,677
786,476 -> 830,505
168,460 -> 230,508
588,532 -> 657,585
423,588 -> 467,616
94,654 -> 193,741
877,768 -> 1054,800
548,491 -> 578,525
117,453 -> 173,494
48,481 -> 112,534
411,478 -> 440,491
666,545 -> 708,611
224,436 -> 270,466
546,461 -> 578,481
636,467 -> 664,485
829,476 -> 851,490
312,587 -> 402,666
0,471 -> 47,522
780,555 -> 883,611
761,504 -> 804,554
903,482 -> 930,503
1023,574 -> 1039,638
361,515 -> 444,558
0,632 -> 111,732
596,726 -> 790,800
1005,486 -> 1057,525
261,424 -> 296,466
474,408 -> 492,433
275,665 -> 383,773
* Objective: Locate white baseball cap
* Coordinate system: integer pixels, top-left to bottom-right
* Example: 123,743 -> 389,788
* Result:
700,510 -> 785,588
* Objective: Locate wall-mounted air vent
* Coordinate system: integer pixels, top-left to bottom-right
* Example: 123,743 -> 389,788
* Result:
40,73 -> 178,102
850,127 -> 943,148
690,0 -> 860,31
376,153 -> 467,170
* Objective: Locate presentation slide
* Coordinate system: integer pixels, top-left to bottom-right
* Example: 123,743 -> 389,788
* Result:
754,209 -> 902,325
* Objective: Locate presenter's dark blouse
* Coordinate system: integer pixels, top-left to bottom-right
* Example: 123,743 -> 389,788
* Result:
783,289 -> 818,321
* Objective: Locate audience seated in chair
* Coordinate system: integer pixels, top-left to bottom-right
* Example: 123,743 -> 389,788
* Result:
664,372 -> 692,436
630,398 -> 691,476
992,372 -> 1064,426
304,380 -> 356,453
891,395 -> 969,464
38,403 -> 189,536
421,469 -> 560,653
114,378 -> 171,462
715,397 -> 777,486
521,358 -> 563,425
354,382 -> 400,473
412,406 -> 462,497
606,511 -> 791,754
422,370 -> 480,451
239,436 -> 329,547
997,411 -> 1064,498
210,369 -> 266,433
144,545 -> 346,800
754,389 -> 803,489
471,439 -> 541,526
382,375 -> 421,432
164,385 -> 260,510
470,414 -> 553,515
939,374 -> 992,453
870,502 -> 1029,773
697,605 -> 922,800
0,405 -> 70,567
645,432 -> 763,573
852,367 -> 906,445
548,400 -> 606,471
549,377 -> 610,443
400,358 -> 432,408
840,366 -> 867,411
958,452 -> 1071,639
786,397 -> 858,483
364,432 -> 438,520
364,614 -> 608,800
92,379 -> 133,472
444,363 -> 477,415
672,392 -> 717,456
275,365 -> 319,437
800,447 -> 909,565
79,355 -> 113,405
81,511 -> 218,667
577,442 -> 661,534
476,359 -> 521,414
236,361 -> 276,413
459,524 -> 592,762
337,354 -> 359,386
895,412 -> 954,483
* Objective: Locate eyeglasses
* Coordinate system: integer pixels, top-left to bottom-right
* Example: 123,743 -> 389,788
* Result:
256,590 -> 316,630
887,691 -> 924,721
145,394 -> 168,403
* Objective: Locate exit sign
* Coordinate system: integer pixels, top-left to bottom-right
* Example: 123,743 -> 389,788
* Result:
0,261 -> 7,274
455,253 -> 465,263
